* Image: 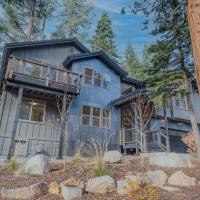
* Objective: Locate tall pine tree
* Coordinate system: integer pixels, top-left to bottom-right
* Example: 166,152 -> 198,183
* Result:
130,0 -> 200,155
52,0 -> 93,42
0,0 -> 57,42
124,43 -> 141,80
90,12 -> 118,62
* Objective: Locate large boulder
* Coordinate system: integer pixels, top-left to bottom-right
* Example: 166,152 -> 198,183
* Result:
161,186 -> 181,192
168,171 -> 196,186
85,175 -> 116,194
24,154 -> 51,175
141,152 -> 193,168
1,182 -> 48,199
117,180 -> 128,195
103,151 -> 123,163
147,170 -> 168,187
60,183 -> 82,200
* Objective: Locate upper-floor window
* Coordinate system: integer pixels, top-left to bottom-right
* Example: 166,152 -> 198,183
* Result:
175,93 -> 187,110
84,68 -> 111,89
81,105 -> 111,128
19,99 -> 45,123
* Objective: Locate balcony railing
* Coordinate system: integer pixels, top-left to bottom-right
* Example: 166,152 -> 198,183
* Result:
5,55 -> 81,93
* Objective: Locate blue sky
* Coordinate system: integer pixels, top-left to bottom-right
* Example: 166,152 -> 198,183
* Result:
89,0 -> 155,59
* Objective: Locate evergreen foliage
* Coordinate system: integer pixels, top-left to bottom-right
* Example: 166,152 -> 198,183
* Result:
131,0 -> 192,105
124,43 -> 143,80
0,0 -> 57,42
90,12 -> 118,62
52,0 -> 93,42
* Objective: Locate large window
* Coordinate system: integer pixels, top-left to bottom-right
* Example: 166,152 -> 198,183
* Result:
84,68 -> 111,89
175,93 -> 187,110
81,106 -> 110,128
19,99 -> 45,123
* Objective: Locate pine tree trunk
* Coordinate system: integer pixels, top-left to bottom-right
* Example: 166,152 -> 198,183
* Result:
186,82 -> 200,156
26,0 -> 36,41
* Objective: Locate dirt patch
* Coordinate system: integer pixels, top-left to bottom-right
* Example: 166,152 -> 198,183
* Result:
0,156 -> 200,200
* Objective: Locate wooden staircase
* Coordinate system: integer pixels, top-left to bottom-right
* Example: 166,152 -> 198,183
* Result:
120,128 -> 170,154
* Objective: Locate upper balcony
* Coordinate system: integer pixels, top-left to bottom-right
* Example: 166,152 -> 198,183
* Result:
5,55 -> 81,94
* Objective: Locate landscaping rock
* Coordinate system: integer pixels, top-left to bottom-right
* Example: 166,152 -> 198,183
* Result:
161,186 -> 181,192
141,152 -> 193,168
1,182 -> 48,199
140,176 -> 152,187
63,178 -> 78,186
147,170 -> 168,187
168,171 -> 196,186
117,179 -> 128,195
60,183 -> 82,200
48,181 -> 60,195
85,175 -> 116,194
24,154 -> 50,175
103,151 -> 123,163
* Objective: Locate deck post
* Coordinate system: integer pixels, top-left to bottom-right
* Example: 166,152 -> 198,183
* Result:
57,93 -> 67,159
164,108 -> 170,152
0,87 -> 7,125
7,87 -> 23,160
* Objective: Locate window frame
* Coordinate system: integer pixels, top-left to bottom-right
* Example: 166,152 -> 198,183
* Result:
83,68 -> 111,89
81,105 -> 111,128
18,98 -> 46,124
175,93 -> 188,110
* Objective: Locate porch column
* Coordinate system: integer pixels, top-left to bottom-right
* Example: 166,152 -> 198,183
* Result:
0,87 -> 7,125
7,87 -> 24,160
57,93 -> 67,159
164,108 -> 170,152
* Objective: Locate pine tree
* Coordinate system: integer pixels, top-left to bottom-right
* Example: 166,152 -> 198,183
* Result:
141,44 -> 151,80
131,0 -> 200,155
90,12 -> 118,61
52,0 -> 93,42
124,43 -> 141,80
0,0 -> 57,42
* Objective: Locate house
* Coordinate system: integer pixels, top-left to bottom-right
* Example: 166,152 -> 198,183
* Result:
0,38 -> 200,160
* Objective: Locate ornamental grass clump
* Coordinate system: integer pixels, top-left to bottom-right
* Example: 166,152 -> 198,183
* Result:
89,137 -> 113,177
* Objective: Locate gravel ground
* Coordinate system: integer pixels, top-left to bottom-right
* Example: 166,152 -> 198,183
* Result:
0,156 -> 200,200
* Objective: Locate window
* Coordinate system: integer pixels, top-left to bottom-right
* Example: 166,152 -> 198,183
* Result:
81,105 -> 111,128
93,107 -> 100,127
102,109 -> 110,128
84,68 -> 111,89
82,105 -> 91,125
19,99 -> 45,123
175,93 -> 187,110
84,68 -> 93,85
94,71 -> 102,87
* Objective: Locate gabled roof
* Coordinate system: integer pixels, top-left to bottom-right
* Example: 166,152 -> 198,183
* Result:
63,51 -> 128,77
4,38 -> 90,53
111,90 -> 146,106
121,76 -> 145,88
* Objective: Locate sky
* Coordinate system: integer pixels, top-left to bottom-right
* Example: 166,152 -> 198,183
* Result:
89,0 -> 155,59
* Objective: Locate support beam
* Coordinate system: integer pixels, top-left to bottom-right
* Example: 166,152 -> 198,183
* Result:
57,93 -> 67,159
163,108 -> 170,152
0,88 -> 7,125
7,87 -> 24,160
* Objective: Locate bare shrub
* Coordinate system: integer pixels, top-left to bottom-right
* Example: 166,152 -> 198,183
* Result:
128,180 -> 158,200
182,132 -> 197,153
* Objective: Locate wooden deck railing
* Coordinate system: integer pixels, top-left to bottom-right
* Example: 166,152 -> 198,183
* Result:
6,55 -> 81,92
119,128 -> 169,153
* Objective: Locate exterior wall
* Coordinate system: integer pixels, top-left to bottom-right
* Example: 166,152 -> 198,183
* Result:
11,45 -> 81,69
156,93 -> 200,123
67,58 -> 121,155
0,88 -> 61,157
